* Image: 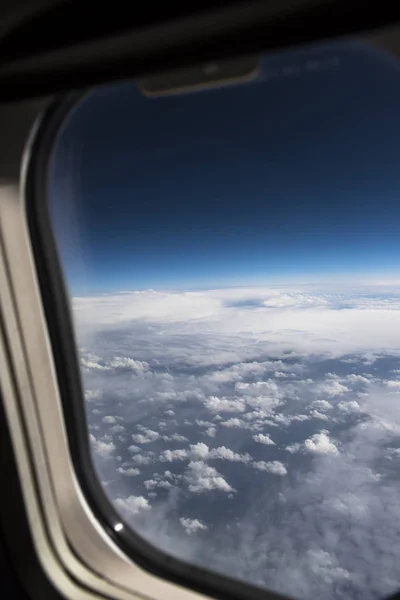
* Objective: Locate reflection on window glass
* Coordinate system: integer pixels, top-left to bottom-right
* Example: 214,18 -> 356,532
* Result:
50,39 -> 400,600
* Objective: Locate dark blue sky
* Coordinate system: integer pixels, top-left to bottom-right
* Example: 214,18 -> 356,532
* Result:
50,40 -> 400,294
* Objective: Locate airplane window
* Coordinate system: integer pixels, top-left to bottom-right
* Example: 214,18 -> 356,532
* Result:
49,39 -> 400,600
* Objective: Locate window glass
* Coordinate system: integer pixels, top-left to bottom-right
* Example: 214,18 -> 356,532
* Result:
49,39 -> 400,600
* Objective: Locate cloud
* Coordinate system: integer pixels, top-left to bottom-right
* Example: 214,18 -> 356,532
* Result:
116,467 -> 141,476
131,429 -> 160,444
189,442 -> 210,460
108,357 -> 149,371
179,518 -> 208,534
252,461 -> 287,475
81,357 -> 111,371
386,380 -> 400,389
209,446 -> 252,463
84,389 -> 103,402
89,433 -> 115,458
162,434 -> 188,443
144,479 -> 173,491
159,443 -> 252,465
204,396 -> 246,413
109,424 -> 125,434
221,418 -> 249,429
317,380 -> 350,397
184,461 -> 235,494
287,430 -> 339,456
160,449 -> 188,462
129,454 -> 154,466
252,433 -> 275,445
102,415 -> 117,424
309,410 -> 331,421
311,399 -> 333,410
128,445 -> 140,453
114,495 -> 150,517
75,284 -> 400,600
337,400 -> 362,414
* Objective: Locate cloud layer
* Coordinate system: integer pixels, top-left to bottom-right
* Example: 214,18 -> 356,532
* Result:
75,284 -> 400,600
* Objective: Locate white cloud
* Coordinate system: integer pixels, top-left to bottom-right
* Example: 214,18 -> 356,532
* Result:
304,432 -> 339,455
204,396 -> 246,413
309,410 -> 331,421
337,400 -> 362,414
189,442 -> 210,460
115,495 -> 150,517
221,418 -> 249,429
84,389 -> 103,402
159,449 -> 188,462
128,445 -> 140,453
253,433 -> 275,445
236,379 -> 280,397
109,424 -> 125,434
130,454 -> 154,465
287,430 -> 339,456
317,380 -> 350,397
344,374 -> 371,385
209,446 -> 252,463
144,479 -> 173,490
102,415 -> 117,424
386,380 -> 400,389
184,461 -> 235,494
108,357 -> 149,372
131,429 -> 160,444
179,517 -> 208,534
206,427 -> 217,437
170,433 -> 189,442
81,357 -> 111,371
311,399 -> 333,410
75,284 -> 400,600
116,467 -> 141,476
89,434 -> 115,458
252,461 -> 287,475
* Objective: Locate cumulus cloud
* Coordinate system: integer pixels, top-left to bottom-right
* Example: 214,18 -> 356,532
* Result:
206,427 -> 217,437
130,454 -> 154,466
114,495 -> 150,517
102,415 -> 117,424
116,467 -> 141,476
81,357 -> 111,371
287,430 -> 339,456
109,424 -> 125,434
179,518 -> 208,534
108,357 -> 149,371
209,446 -> 252,463
221,418 -> 249,429
131,429 -> 160,444
84,389 -> 103,402
204,396 -> 246,413
311,399 -> 333,410
317,380 -> 350,397
184,461 -> 235,494
253,433 -> 275,445
160,449 -> 188,462
160,443 -> 251,464
89,433 -> 115,458
252,461 -> 287,475
337,400 -> 362,414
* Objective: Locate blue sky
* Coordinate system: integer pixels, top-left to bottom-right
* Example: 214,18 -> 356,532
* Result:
50,40 -> 400,294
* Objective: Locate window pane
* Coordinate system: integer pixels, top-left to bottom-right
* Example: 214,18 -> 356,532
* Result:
49,39 -> 400,600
